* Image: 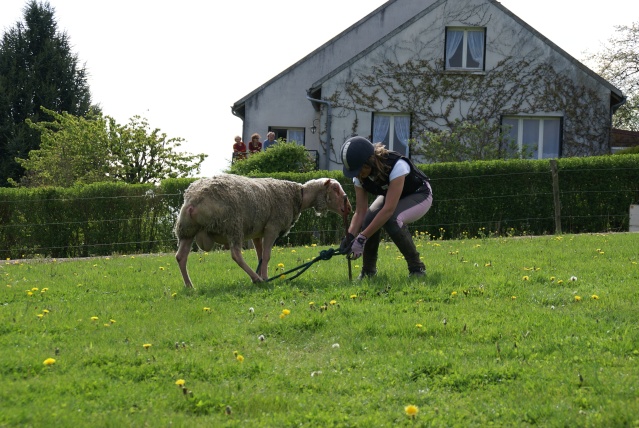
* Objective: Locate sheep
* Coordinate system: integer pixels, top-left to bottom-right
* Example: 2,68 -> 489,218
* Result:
174,174 -> 351,287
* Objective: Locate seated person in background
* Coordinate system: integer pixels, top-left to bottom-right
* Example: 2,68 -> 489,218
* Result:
263,131 -> 276,150
248,133 -> 262,154
233,135 -> 247,160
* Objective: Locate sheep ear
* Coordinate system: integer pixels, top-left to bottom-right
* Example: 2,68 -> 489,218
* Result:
323,179 -> 331,187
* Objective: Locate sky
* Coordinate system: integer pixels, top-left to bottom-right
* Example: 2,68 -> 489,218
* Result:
1,0 -> 638,176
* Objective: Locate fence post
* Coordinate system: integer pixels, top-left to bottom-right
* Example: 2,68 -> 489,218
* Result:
550,159 -> 562,234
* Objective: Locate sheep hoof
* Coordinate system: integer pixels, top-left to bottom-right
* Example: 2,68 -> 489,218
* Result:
252,276 -> 264,283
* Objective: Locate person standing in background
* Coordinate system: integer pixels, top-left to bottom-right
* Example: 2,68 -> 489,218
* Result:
233,135 -> 247,160
262,131 -> 276,150
248,133 -> 262,154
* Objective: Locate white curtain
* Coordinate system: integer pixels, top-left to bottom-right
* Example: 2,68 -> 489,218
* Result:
394,115 -> 410,156
288,130 -> 304,146
446,30 -> 463,68
372,115 -> 390,147
467,31 -> 484,69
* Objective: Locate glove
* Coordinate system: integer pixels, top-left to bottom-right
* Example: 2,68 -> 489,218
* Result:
339,233 -> 355,254
349,234 -> 367,260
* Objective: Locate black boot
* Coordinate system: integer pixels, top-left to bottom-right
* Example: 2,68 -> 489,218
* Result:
358,229 -> 381,279
388,225 -> 425,277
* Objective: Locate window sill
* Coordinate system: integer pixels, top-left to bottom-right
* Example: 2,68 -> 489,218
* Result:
443,69 -> 486,76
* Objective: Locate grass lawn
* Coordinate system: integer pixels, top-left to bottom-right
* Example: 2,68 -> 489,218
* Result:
1,232 -> 638,427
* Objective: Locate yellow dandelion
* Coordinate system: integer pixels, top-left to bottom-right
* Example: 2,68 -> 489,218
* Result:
143,343 -> 152,349
171,292 -> 177,298
203,307 -> 211,312
277,263 -> 284,268
574,296 -> 582,302
557,280 -> 564,284
591,294 -> 599,300
311,243 -> 317,247
291,250 -> 296,253
282,309 -> 291,315
159,266 -> 165,270
279,313 -> 286,319
451,291 -> 457,297
405,404 -> 419,417
37,313 -> 44,319
236,355 -> 244,362
309,302 -> 315,307
31,287 -> 39,291
329,300 -> 337,305
350,294 -> 357,299
41,288 -> 48,292
522,276 -> 529,281
27,291 -> 33,296
550,276 -> 555,282
175,379 -> 186,386
110,319 -> 116,324
42,309 -> 49,314
104,323 -> 110,327
90,316 -> 99,321
511,296 -> 517,300
43,358 -> 56,366
415,324 -> 423,328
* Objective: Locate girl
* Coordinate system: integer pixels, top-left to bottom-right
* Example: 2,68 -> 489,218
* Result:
340,136 -> 433,278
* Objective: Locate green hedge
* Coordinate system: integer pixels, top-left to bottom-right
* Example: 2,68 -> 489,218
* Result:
0,155 -> 637,259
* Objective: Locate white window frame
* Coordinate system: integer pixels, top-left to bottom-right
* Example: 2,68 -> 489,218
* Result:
502,116 -> 562,159
445,27 -> 485,71
372,113 -> 411,156
271,127 -> 306,146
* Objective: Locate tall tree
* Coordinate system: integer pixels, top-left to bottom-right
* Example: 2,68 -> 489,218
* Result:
589,22 -> 639,131
16,108 -> 207,187
0,0 -> 93,186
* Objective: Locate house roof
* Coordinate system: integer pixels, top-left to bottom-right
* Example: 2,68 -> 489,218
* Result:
232,0 -> 625,116
231,0 -> 399,118
611,128 -> 639,147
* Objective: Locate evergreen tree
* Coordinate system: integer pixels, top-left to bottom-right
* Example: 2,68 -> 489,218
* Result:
0,0 -> 92,186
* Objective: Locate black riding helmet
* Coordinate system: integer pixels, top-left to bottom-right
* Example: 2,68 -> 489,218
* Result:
341,136 -> 374,178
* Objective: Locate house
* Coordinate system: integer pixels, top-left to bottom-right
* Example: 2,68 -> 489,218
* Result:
610,129 -> 639,153
231,0 -> 625,171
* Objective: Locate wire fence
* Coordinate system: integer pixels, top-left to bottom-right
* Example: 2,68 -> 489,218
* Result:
0,158 -> 637,260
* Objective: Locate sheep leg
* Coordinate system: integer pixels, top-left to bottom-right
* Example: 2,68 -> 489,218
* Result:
252,238 -> 263,271
230,244 -> 263,283
176,237 -> 195,288
257,235 -> 278,280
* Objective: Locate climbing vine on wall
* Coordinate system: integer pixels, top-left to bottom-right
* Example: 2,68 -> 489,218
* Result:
326,54 -> 609,160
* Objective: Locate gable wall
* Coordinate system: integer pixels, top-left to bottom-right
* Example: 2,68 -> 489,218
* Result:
240,0 -> 432,152
320,0 -> 614,168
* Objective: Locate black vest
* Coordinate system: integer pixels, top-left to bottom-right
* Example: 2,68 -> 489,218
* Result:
361,152 -> 430,198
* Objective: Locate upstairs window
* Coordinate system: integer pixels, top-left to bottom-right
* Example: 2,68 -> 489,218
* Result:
372,114 -> 411,156
445,27 -> 485,71
502,116 -> 562,159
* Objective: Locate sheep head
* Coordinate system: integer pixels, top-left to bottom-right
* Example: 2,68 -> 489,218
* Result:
304,178 -> 351,217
